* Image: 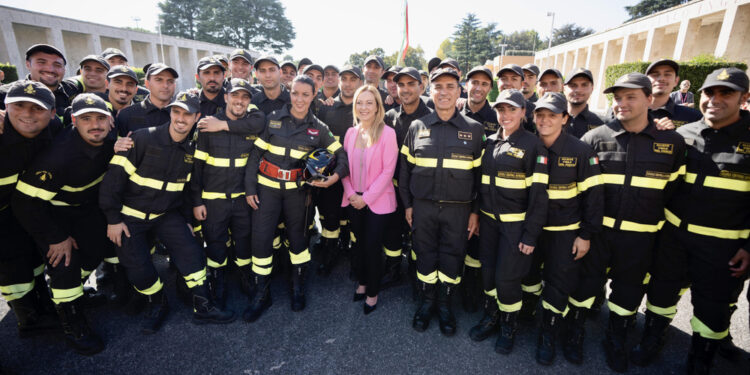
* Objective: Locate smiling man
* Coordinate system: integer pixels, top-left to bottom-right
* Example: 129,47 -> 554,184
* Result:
114,63 -> 177,137
251,56 -> 290,116
106,65 -> 138,113
645,59 -> 702,129
496,64 -> 536,133
563,68 -> 605,138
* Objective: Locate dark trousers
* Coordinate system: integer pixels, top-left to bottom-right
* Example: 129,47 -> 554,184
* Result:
382,188 -> 408,259
411,199 -> 470,285
203,197 -> 252,268
0,208 -> 45,302
347,205 -> 389,297
479,215 -> 532,312
314,181 -> 344,240
116,212 -> 207,295
527,230 -> 581,314
647,222 -> 746,339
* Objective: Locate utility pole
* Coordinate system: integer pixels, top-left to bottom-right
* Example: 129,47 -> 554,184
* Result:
547,12 -> 555,58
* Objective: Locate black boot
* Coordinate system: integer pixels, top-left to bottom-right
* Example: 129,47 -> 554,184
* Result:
95,262 -> 114,286
380,255 -> 402,290
8,292 -> 60,338
469,295 -> 500,342
460,267 -> 481,313
141,290 -> 169,334
686,333 -> 719,375
80,286 -> 108,309
602,312 -> 633,373
630,310 -> 671,366
207,267 -> 227,309
495,311 -> 518,354
108,264 -> 132,307
192,284 -> 235,324
412,281 -> 436,332
174,273 -> 192,307
238,265 -> 255,297
243,274 -> 272,322
32,274 -> 56,317
536,308 -> 562,365
437,282 -> 456,336
291,264 -> 307,311
316,238 -> 337,276
718,304 -> 740,362
408,255 -> 418,301
339,226 -> 351,253
588,287 -> 605,318
518,291 -> 540,322
54,299 -> 104,355
562,306 -> 587,364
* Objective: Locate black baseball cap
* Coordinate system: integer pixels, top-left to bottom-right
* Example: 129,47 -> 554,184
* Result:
323,65 -> 340,74
534,92 -> 567,114
147,63 -> 179,79
70,93 -> 111,117
565,68 -> 594,84
197,56 -> 225,72
339,65 -> 362,80
603,73 -> 652,94
168,91 -> 200,113
466,66 -> 493,81
100,47 -> 127,62
142,63 -> 152,75
645,59 -> 680,76
364,55 -> 385,69
297,58 -> 313,70
79,55 -> 110,71
491,89 -> 526,109
540,68 -> 563,80
699,67 -> 749,92
429,67 -> 460,82
25,44 -> 66,65
226,78 -> 253,94
427,57 -> 442,73
107,65 -> 138,83
394,67 -> 421,83
281,61 -> 297,71
497,64 -> 524,79
303,64 -> 324,76
522,64 -> 540,77
419,70 -> 429,78
4,80 -> 55,110
438,58 -> 459,70
383,65 -> 402,80
214,55 -> 229,66
254,56 -> 280,70
230,49 -> 253,64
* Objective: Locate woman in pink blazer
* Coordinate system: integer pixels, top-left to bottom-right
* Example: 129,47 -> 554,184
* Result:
341,85 -> 398,314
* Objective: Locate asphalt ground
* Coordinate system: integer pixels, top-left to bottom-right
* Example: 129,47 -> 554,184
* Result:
1,238 -> 749,375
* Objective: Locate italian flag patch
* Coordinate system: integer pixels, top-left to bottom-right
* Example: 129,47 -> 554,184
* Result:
589,157 -> 599,165
537,156 -> 548,164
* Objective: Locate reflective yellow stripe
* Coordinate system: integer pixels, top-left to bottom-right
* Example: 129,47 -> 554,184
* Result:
602,216 -> 664,232
234,257 -> 252,267
417,270 -> 438,284
201,191 -> 245,200
569,296 -> 595,309
647,301 -> 677,319
578,174 -> 603,192
437,271 -> 461,284
50,200 -> 76,206
257,174 -> 297,190
130,173 -> 164,190
442,159 -> 473,170
0,173 -> 19,186
327,141 -> 343,153
522,282 -> 542,294
321,228 -> 340,239
110,155 -> 136,175
205,156 -> 230,167
411,249 -> 416,261
51,285 -> 84,304
664,208 -> 681,227
33,264 -> 44,276
207,257 -> 227,268
473,150 -> 484,168
103,257 -> 119,264
481,175 -> 490,185
194,149 -> 209,161
687,224 -> 750,240
603,216 -> 616,228
414,157 -> 437,167
543,222 -> 581,231
252,263 -> 273,275
121,205 -> 163,220
350,231 -> 357,243
480,209 -> 526,222
267,144 -> 306,159
0,281 -> 34,301
602,173 -> 625,185
485,288 -> 497,297
691,316 -> 728,340
289,248 -> 311,264
703,176 -> 750,192
400,145 -> 415,164
254,138 -> 270,150
384,247 -> 402,257
392,178 -> 398,187
184,268 -> 206,288
136,279 -> 163,295
61,173 -> 104,192
608,300 -> 636,316
547,187 -> 578,199
685,172 -> 697,184
334,135 -> 340,142
496,177 -> 526,189
81,269 -> 92,278
497,300 -> 522,312
542,300 -> 569,316
165,179 -> 187,191
670,165 -> 686,181
252,256 -> 273,266
643,272 -> 651,284
631,176 -> 668,190
464,254 -> 481,268
530,172 -> 549,185
15,180 -> 56,200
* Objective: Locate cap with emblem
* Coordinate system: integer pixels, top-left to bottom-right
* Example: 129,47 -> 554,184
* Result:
100,47 -> 127,62
303,64 -> 324,76
427,57 -> 442,73
4,80 -> 55,110
168,91 -> 200,113
107,65 -> 138,83
430,67 -> 460,82
227,78 -> 253,94
254,56 -> 280,70
394,67 -> 422,83
147,63 -> 179,79
230,49 -> 253,64
540,68 -> 563,80
565,67 -> 594,85
522,64 -> 540,77
534,92 -> 568,114
383,65 -> 402,80
71,93 -> 111,117
281,61 -> 297,71
491,89 -> 526,109
25,44 -> 66,65
699,67 -> 749,92
438,58 -> 460,70
467,66 -> 493,81
339,65 -> 362,80
364,55 -> 385,69
496,64 -> 524,79
645,59 -> 679,76
79,55 -> 110,71
197,56 -> 225,73
603,73 -> 652,94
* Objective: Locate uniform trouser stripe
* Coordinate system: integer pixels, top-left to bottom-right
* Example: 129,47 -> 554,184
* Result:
411,249 -> 417,261
289,248 -> 311,265
321,228 -> 340,239
81,269 -> 92,279
103,257 -> 120,264
569,296 -> 595,309
542,300 -> 569,317
522,282 -> 543,295
646,301 -> 677,319
691,316 -> 728,340
184,268 -> 207,288
207,257 -> 228,268
497,299 -> 522,312
33,264 -> 45,277
437,271 -> 461,285
384,247 -> 402,258
235,258 -> 251,267
484,288 -> 497,297
252,264 -> 272,275
464,254 -> 481,268
136,278 -> 164,295
608,300 -> 637,316
273,236 -> 281,249
51,285 -> 84,304
0,281 -> 34,301
417,270 -> 438,284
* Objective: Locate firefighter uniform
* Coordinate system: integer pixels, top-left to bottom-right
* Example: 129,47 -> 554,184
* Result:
650,97 -> 703,128
115,96 -> 171,138
251,86 -> 291,116
565,105 -> 605,139
243,105 -> 348,321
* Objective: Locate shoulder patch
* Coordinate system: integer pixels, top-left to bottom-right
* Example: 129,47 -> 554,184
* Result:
736,141 -> 750,155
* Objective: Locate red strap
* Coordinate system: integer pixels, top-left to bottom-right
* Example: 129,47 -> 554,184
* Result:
259,159 -> 302,181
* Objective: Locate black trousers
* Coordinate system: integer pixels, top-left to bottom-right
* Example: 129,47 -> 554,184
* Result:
203,197 -> 252,268
116,212 -> 207,295
347,205 -> 389,297
314,181 -> 344,241
411,199 -> 470,285
478,215 -> 532,312
527,230 -> 581,314
251,185 -> 310,276
647,222 -> 746,339
382,185 -> 408,259
0,208 -> 45,302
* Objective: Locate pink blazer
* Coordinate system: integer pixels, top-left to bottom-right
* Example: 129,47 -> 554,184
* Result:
341,125 -> 398,214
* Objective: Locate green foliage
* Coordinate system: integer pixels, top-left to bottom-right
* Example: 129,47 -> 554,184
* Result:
384,46 -> 426,70
487,77 -> 499,102
124,27 -> 154,34
448,13 -> 503,74
625,0 -> 685,22
0,63 -> 18,84
347,48 -> 386,68
504,30 -> 542,54
604,56 -> 748,106
132,67 -> 146,86
551,23 -> 594,47
436,38 -> 453,60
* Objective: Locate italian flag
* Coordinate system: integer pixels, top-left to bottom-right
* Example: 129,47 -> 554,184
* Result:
589,157 -> 599,165
397,0 -> 409,66
537,156 -> 548,165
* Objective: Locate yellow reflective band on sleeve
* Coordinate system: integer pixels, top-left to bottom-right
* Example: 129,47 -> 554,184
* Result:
608,300 -> 637,316
207,257 -> 227,268
473,149 -> 484,168
130,173 -> 164,190
51,285 -> 84,304
252,263 -> 273,275
437,271 -> 461,284
484,289 -> 497,297
206,156 -> 230,167
0,173 -> 19,186
384,247 -> 402,257
497,300 -> 522,312
165,181 -> 186,192
411,249 -> 416,261
400,145 -> 415,163
631,176 -> 668,190
417,270 -> 438,284
530,172 -> 549,185
603,216 -> 616,228
201,191 -> 245,200
103,257 -> 119,264
184,268 -> 207,288
703,176 -> 750,192
326,140 -> 343,153
321,228 -> 340,239
547,187 -> 578,200
289,248 -> 311,265
136,278 -> 164,295
670,165 -> 686,181
522,282 -> 543,294
464,254 -> 481,268
578,174 -> 603,192
350,231 -> 357,243
685,172 -> 697,184
481,175 -> 490,185
691,316 -> 729,340
442,159 -> 473,170
234,257 -> 252,267
619,220 -> 664,233
121,205 -> 163,221
110,155 -> 136,175
664,208 -> 681,227
602,173 -> 625,185
542,300 -> 569,316
15,180 -> 56,201
500,212 -> 526,222
646,301 -> 677,319
257,175 -> 298,190
687,224 -> 750,240
254,138 -> 270,150
61,173 -> 105,192
495,177 -> 526,189
0,281 -> 34,301
414,157 -> 437,168
569,296 -> 595,309
334,135 -> 340,142
194,149 -> 208,161
543,222 -> 581,231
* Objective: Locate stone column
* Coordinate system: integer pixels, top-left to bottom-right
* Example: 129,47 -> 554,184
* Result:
593,41 -> 609,109
672,19 -> 690,61
88,34 -> 102,57
619,36 -> 629,63
642,28 -> 655,61
714,3 -> 739,58
47,27 -> 70,75
0,19 -> 22,76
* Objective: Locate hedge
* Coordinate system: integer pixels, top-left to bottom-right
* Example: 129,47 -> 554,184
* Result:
604,55 -> 748,107
0,63 -> 18,84
132,67 -> 146,86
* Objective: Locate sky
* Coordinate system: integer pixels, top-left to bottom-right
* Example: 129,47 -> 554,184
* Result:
1,0 -> 636,66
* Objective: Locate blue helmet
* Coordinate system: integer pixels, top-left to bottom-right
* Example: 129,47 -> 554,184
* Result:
303,148 -> 336,181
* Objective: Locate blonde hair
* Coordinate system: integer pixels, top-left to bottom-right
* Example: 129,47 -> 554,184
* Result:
352,85 -> 386,147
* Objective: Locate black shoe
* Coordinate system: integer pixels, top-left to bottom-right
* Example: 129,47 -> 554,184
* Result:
460,267 -> 481,313
412,281 -> 436,332
437,283 -> 456,336
562,306 -> 587,365
31,274 -> 57,317
316,238 -> 339,277
717,334 -> 741,362
95,262 -> 114,286
495,311 -> 518,355
364,301 -> 377,315
108,264 -> 132,307
8,291 -> 60,338
238,265 -> 255,297
124,292 -> 147,316
141,291 -> 169,334
602,312 -> 633,373
291,264 -> 307,312
174,273 -> 192,307
192,285 -> 235,325
588,289 -> 605,319
469,295 -> 500,342
631,310 -> 671,367
380,255 -> 402,290
243,274 -> 272,322
54,299 -> 104,356
207,267 -> 227,310
687,333 -> 719,375
536,308 -> 562,366
80,286 -> 108,309
518,291 -> 540,323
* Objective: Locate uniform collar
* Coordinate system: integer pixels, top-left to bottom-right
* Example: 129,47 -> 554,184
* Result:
546,131 -> 568,155
154,122 -> 191,149
463,100 -> 491,117
496,126 -> 526,143
141,96 -> 169,114
1,116 -> 52,146
609,117 -> 659,138
398,99 -> 429,119
651,97 -> 676,116
200,88 -> 225,106
696,110 -> 750,139
428,109 -> 462,128
70,127 -> 106,159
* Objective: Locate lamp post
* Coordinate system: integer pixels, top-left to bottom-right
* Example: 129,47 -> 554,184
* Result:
547,11 -> 555,60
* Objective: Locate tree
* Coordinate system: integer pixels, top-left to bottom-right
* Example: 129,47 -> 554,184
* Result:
625,0 -> 685,21
436,38 -> 453,60
158,0 -> 203,40
383,45 -> 426,69
504,30 -> 542,54
346,48 -> 386,67
449,13 -> 502,74
550,23 -> 594,47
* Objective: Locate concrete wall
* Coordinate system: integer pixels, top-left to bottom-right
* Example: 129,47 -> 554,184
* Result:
0,5 -> 260,90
